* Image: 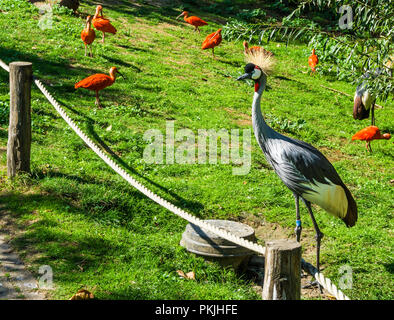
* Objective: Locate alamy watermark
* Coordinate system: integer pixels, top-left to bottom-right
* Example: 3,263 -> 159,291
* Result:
338,5 -> 353,30
143,121 -> 252,175
38,265 -> 54,290
38,3 -> 54,31
338,264 -> 353,290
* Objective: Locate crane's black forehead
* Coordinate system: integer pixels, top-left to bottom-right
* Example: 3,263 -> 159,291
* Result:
244,63 -> 256,73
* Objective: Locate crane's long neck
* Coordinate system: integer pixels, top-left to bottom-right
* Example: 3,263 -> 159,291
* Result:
252,75 -> 273,143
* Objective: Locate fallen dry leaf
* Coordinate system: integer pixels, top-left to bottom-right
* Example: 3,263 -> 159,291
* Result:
69,289 -> 94,300
176,270 -> 195,280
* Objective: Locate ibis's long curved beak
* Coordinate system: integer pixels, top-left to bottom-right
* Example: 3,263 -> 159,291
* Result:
176,13 -> 183,19
236,73 -> 252,81
117,71 -> 126,79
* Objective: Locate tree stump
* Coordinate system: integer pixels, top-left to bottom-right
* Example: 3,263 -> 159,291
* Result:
262,239 -> 301,300
7,62 -> 32,178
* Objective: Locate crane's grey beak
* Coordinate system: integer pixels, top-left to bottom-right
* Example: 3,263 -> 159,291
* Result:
236,73 -> 252,81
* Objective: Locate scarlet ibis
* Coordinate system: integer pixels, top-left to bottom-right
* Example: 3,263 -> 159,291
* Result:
243,41 -> 273,57
308,49 -> 318,74
74,67 -> 124,108
92,5 -> 117,43
352,125 -> 391,152
202,29 -> 222,58
176,11 -> 208,33
237,51 -> 357,290
81,16 -> 95,57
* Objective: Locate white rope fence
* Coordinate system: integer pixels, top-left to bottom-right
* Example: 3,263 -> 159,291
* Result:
0,59 -> 350,300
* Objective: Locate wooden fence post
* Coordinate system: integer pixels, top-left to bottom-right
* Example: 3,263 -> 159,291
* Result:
7,62 -> 32,178
262,239 -> 301,300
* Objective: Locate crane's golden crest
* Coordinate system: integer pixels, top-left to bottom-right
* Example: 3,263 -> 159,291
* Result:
245,50 -> 276,76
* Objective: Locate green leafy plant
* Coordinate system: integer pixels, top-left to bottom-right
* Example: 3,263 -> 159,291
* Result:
0,100 -> 9,125
236,8 -> 267,23
223,0 -> 393,101
266,115 -> 307,133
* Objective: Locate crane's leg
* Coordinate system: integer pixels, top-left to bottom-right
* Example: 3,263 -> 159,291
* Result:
293,193 -> 302,242
303,198 -> 324,293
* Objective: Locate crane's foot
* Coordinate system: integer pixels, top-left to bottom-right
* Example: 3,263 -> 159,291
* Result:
315,231 -> 324,294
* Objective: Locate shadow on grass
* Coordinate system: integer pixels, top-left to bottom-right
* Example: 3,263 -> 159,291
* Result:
383,262 -> 394,274
101,54 -> 142,71
0,47 -> 100,81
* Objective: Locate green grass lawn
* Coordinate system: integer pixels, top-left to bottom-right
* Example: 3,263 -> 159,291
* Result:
0,0 -> 393,300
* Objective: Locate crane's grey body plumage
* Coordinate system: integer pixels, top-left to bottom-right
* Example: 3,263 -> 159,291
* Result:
353,68 -> 381,123
251,76 -> 356,227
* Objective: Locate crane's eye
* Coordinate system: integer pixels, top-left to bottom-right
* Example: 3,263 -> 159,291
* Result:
251,68 -> 262,80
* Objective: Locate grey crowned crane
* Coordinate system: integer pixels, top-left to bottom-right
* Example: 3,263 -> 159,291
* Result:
353,69 -> 380,126
236,52 -> 358,288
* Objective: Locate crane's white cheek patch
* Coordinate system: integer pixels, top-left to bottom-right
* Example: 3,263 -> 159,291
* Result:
301,179 -> 348,219
252,69 -> 262,80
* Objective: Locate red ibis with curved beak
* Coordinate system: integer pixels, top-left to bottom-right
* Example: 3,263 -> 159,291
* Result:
352,125 -> 391,152
81,15 -> 96,57
308,49 -> 318,74
92,5 -> 117,43
202,28 -> 222,58
176,11 -> 208,33
75,66 -> 125,108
